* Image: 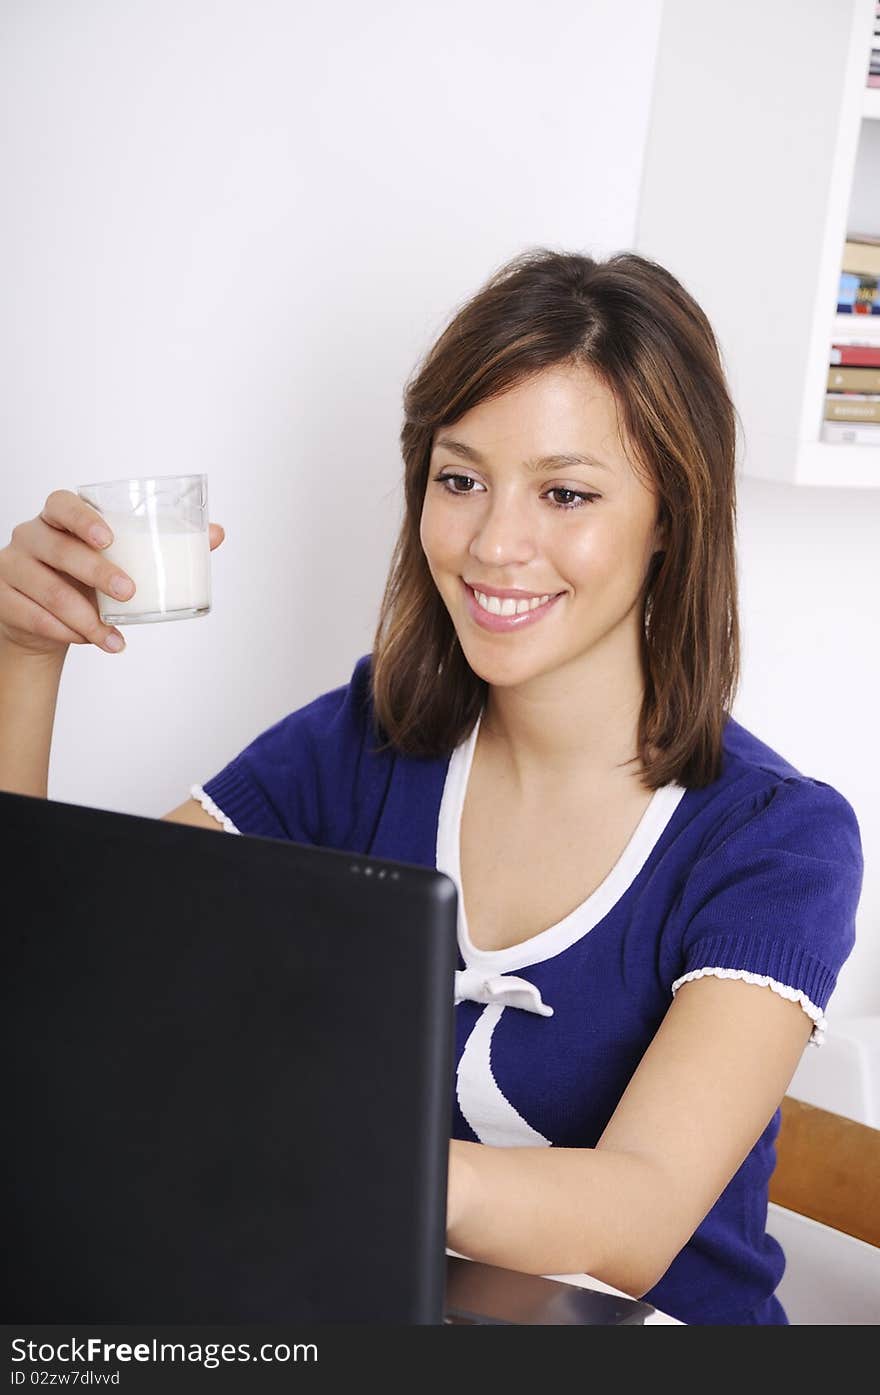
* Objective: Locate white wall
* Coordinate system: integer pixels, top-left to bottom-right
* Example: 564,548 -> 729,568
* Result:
0,0 -> 662,798
1,0 -> 875,1033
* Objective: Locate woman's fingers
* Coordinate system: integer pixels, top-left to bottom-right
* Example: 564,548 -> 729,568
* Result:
10,517 -> 135,604
0,575 -> 111,650
39,489 -> 113,549
0,553 -> 123,649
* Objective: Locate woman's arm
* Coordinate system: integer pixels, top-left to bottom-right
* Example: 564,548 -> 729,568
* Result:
445,973 -> 813,1297
0,641 -> 66,797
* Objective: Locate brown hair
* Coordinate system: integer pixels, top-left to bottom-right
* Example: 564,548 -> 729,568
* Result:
369,247 -> 742,790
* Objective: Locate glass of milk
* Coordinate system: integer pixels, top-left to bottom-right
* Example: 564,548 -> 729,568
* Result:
76,474 -> 211,626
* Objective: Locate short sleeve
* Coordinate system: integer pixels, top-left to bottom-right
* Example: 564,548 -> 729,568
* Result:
190,653 -> 390,847
671,778 -> 863,1044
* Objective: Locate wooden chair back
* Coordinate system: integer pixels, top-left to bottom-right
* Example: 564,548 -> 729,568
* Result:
769,1095 -> 880,1248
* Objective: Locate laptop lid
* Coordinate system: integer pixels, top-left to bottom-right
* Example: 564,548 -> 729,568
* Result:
1,791 -> 458,1325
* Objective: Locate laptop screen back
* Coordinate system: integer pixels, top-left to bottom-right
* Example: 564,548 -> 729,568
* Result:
1,792 -> 458,1324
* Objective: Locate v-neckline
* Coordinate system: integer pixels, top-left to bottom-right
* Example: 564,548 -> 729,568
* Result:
439,709 -> 688,976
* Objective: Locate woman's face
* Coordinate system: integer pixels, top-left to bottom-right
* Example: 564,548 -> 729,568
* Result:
419,363 -> 664,691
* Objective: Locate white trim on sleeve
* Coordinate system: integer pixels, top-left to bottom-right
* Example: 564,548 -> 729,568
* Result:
189,784 -> 241,835
670,966 -> 827,1046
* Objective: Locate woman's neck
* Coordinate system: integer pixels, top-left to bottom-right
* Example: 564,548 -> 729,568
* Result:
480,658 -> 648,797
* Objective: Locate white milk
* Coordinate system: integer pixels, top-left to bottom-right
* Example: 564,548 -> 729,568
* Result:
96,511 -> 211,622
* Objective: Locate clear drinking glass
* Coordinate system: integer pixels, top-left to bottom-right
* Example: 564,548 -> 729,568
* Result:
76,474 -> 211,626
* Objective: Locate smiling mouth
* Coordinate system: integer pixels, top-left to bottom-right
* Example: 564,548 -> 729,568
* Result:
466,583 -> 562,616
460,579 -> 566,631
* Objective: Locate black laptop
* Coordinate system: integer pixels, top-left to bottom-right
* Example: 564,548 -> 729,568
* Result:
1,791 -> 654,1326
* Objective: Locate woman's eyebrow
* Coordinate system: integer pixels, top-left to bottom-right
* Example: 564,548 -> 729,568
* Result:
433,436 -> 613,473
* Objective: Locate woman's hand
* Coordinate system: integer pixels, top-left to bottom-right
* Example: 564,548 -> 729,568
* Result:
0,490 -> 225,658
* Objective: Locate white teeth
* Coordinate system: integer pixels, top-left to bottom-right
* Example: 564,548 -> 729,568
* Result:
472,588 -> 552,616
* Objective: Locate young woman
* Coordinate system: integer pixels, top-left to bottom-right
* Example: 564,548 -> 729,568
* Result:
0,248 -> 863,1325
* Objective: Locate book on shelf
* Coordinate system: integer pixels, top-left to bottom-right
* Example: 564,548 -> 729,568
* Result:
842,236 -> 880,277
831,344 -> 880,371
831,312 -> 880,344
827,364 -> 880,391
830,342 -> 880,366
824,394 -> 880,422
821,419 -> 880,445
837,270 -> 880,313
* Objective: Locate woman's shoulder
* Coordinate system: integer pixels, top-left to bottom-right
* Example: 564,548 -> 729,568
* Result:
682,713 -> 863,886
666,717 -> 864,1032
196,653 -> 390,844
721,714 -> 807,785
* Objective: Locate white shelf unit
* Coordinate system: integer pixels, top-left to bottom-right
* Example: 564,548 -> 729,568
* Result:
635,0 -> 880,488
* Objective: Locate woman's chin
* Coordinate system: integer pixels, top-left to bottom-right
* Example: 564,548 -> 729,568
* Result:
458,640 -> 553,688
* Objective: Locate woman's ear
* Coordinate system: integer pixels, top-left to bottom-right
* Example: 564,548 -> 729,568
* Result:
651,507 -> 668,557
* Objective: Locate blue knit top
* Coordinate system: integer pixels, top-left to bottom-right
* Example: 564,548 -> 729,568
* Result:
194,653 -> 863,1326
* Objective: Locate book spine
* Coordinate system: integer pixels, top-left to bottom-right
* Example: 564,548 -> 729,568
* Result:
840,270 -> 880,290
824,395 -> 880,422
827,365 -> 880,391
831,316 -> 880,346
842,240 -> 880,277
830,344 -> 880,366
837,270 -> 880,313
821,419 -> 880,445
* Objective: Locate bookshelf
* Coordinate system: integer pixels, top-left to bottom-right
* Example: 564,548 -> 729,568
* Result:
634,0 -> 880,488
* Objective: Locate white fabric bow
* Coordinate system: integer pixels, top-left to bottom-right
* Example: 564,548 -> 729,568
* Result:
454,966 -> 554,1017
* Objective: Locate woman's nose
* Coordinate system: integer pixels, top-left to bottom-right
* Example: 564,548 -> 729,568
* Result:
468,491 -> 538,567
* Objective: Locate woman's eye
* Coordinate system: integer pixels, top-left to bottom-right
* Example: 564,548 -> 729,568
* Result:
432,473 -> 599,510
435,472 -> 478,494
545,487 -> 601,509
